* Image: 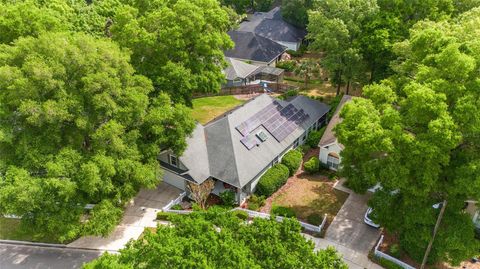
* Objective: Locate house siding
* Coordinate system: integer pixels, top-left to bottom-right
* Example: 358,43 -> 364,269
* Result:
274,40 -> 300,51
319,143 -> 343,170
162,169 -> 186,190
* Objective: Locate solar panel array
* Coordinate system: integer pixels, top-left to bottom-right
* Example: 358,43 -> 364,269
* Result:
236,101 -> 282,136
236,100 -> 311,148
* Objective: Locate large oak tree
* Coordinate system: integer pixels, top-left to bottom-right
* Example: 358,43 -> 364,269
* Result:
336,8 -> 480,265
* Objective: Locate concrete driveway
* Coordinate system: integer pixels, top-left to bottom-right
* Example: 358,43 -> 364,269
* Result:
325,192 -> 381,254
68,182 -> 182,251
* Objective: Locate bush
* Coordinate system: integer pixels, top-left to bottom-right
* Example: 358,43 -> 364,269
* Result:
247,194 -> 266,210
271,205 -> 296,218
157,212 -> 176,221
171,204 -> 183,210
327,94 -> 344,119
281,150 -> 303,176
233,210 -> 249,220
299,144 -> 311,155
276,60 -> 296,72
287,49 -> 304,57
376,257 -> 404,269
219,190 -> 237,207
304,156 -> 320,174
306,127 -> 326,148
307,213 -> 324,225
255,164 -> 290,197
389,244 -> 401,258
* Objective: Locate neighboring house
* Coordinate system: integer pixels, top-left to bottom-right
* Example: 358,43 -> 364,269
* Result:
239,7 -> 307,51
159,94 -> 330,204
225,31 -> 287,67
223,57 -> 285,88
318,95 -> 353,170
465,201 -> 480,233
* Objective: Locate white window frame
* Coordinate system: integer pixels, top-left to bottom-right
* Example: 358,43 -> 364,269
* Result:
327,155 -> 339,170
169,154 -> 178,167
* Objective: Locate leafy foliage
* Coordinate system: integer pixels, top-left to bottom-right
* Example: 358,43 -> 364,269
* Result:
271,205 -> 296,218
247,194 -> 266,210
306,128 -> 324,148
220,190 -> 237,207
256,164 -> 290,197
187,179 -> 215,210
0,32 -> 195,241
276,60 -> 297,72
336,9 -> 480,265
294,59 -> 321,88
281,150 -> 303,176
84,209 -> 348,269
281,0 -> 313,28
304,156 -> 320,174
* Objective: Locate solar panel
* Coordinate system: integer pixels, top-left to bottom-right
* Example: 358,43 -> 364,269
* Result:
235,101 -> 282,136
269,109 -> 310,142
240,135 -> 259,150
263,104 -> 298,132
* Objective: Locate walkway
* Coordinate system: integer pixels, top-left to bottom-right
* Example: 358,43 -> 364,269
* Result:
67,182 -> 181,251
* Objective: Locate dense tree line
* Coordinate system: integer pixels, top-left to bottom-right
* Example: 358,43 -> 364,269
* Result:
0,0 -> 230,241
83,209 -> 348,268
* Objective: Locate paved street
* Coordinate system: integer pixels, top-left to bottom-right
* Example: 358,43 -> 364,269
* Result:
68,182 -> 182,251
0,244 -> 102,269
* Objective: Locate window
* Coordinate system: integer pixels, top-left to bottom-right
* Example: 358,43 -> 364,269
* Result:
169,154 -> 178,167
272,156 -> 279,165
301,132 -> 307,142
293,138 -> 300,148
327,154 -> 339,170
474,210 -> 480,228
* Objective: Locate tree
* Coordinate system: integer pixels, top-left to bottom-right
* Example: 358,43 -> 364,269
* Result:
335,9 -> 480,265
220,0 -> 251,14
281,0 -> 313,28
0,32 -> 195,241
254,0 -> 273,12
83,208 -> 348,269
110,0 -> 233,105
187,179 -> 215,209
293,59 -> 321,88
308,0 -> 377,95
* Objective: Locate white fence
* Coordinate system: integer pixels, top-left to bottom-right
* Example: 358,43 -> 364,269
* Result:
374,235 -> 416,269
161,196 -> 328,234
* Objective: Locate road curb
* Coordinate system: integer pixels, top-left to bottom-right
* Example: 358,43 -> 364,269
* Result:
0,239 -> 66,248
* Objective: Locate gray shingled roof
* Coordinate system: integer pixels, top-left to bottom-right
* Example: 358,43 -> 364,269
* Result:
225,31 -> 287,63
180,94 -> 330,188
238,7 -> 307,43
224,57 -> 260,80
318,95 -> 353,149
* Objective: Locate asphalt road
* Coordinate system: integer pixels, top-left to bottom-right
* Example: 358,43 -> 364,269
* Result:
0,244 -> 102,269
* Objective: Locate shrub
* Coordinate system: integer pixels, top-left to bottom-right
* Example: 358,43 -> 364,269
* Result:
271,205 -> 296,218
287,49 -> 304,57
233,210 -> 249,220
376,257 -> 404,269
307,213 -> 324,225
219,190 -> 237,207
171,204 -> 183,210
389,244 -> 401,258
306,127 -> 326,148
276,60 -> 296,72
327,94 -> 344,119
281,150 -> 303,176
304,156 -> 320,174
247,194 -> 266,210
157,212 -> 176,221
299,144 -> 311,155
255,164 -> 290,197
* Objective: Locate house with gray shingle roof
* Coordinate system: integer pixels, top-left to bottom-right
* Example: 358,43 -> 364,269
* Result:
318,95 -> 353,170
159,94 -> 330,204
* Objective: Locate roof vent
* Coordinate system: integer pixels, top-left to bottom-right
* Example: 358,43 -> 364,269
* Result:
256,131 -> 268,142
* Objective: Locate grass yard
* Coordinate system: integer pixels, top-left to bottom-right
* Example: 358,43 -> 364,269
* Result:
192,95 -> 245,124
270,175 -> 349,225
0,217 -> 61,243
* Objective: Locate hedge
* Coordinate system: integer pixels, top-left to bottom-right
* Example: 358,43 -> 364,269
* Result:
281,150 -> 303,176
233,210 -> 249,220
219,190 -> 236,207
157,212 -> 177,221
304,156 -> 320,174
271,205 -> 296,218
306,127 -> 326,148
276,60 -> 296,72
255,164 -> 290,197
247,194 -> 266,210
375,257 -> 404,269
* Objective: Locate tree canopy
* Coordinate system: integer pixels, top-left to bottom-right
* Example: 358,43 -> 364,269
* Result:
83,209 -> 348,269
0,32 -> 195,241
336,8 -> 480,265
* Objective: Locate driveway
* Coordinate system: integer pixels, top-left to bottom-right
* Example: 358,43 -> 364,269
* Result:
0,243 -> 101,269
68,182 -> 182,251
325,191 -> 381,254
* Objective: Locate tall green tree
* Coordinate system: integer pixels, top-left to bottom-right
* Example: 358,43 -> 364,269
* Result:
307,0 -> 377,95
336,8 -> 480,265
220,0 -> 251,14
0,32 -> 195,241
84,209 -> 348,269
281,0 -> 313,28
293,59 -> 320,88
111,0 -> 233,105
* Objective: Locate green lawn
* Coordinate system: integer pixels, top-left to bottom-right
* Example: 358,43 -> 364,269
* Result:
0,217 -> 62,243
192,96 -> 245,124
